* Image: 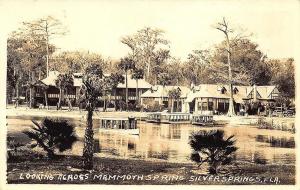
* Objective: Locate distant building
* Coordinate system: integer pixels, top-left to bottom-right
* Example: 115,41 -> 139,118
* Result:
141,84 -> 280,114
34,71 -> 151,107
185,84 -> 279,114
140,85 -> 191,112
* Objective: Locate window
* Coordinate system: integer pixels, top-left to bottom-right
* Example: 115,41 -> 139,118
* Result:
201,102 -> 208,111
208,102 -> 213,110
233,87 -> 239,94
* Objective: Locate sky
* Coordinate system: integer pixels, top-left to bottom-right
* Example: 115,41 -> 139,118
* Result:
1,0 -> 299,60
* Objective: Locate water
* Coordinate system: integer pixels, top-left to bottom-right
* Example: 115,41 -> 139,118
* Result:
7,117 -> 295,165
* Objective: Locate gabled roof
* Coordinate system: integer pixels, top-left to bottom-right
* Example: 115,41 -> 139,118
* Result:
186,84 -> 279,103
256,86 -> 277,99
39,71 -> 151,89
141,85 -> 190,98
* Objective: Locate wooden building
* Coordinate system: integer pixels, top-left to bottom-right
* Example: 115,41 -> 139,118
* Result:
34,71 -> 151,108
185,84 -> 280,114
140,85 -> 190,112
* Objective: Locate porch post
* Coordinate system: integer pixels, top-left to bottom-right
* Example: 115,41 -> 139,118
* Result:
195,98 -> 198,113
200,98 -> 203,114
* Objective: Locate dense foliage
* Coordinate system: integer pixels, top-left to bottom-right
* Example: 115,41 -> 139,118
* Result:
23,118 -> 78,159
189,130 -> 238,174
6,17 -> 295,106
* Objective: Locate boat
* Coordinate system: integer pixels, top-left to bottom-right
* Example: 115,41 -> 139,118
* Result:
191,114 -> 214,126
99,116 -> 139,135
146,112 -> 191,124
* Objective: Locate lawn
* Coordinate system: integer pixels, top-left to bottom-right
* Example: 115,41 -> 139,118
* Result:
7,149 -> 295,185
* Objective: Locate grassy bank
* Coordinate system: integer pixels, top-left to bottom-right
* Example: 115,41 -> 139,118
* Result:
7,150 -> 295,185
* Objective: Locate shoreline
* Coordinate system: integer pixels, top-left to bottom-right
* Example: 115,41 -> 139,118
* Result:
6,106 -> 295,121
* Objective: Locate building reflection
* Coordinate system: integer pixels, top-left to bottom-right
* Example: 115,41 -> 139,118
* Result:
96,122 -> 295,164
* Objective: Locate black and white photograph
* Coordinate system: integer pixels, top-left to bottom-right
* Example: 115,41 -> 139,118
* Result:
1,0 -> 299,189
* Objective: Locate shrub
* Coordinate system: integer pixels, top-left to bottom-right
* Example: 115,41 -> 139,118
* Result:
189,130 -> 238,174
117,100 -> 127,111
23,118 -> 78,159
7,136 -> 24,160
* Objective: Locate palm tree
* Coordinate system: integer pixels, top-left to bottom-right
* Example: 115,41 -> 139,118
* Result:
131,68 -> 144,105
23,118 -> 78,159
118,57 -> 135,110
157,72 -> 172,109
55,73 -> 74,110
189,130 -> 237,174
109,73 -> 125,110
80,64 -> 105,170
168,88 -> 181,112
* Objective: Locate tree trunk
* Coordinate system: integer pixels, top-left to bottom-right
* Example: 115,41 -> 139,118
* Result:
47,149 -> 55,159
58,87 -> 64,110
103,93 -> 106,112
114,89 -> 117,111
38,67 -> 42,80
136,80 -> 139,105
29,87 -> 33,108
82,108 -> 94,170
46,26 -> 49,77
225,33 -> 235,117
29,72 -> 36,108
44,89 -> 48,110
147,57 -> 150,81
125,71 -> 128,110
65,89 -> 73,111
15,79 -> 19,108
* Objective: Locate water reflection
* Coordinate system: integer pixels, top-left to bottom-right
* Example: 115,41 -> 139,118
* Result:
98,122 -> 295,164
256,135 -> 295,148
7,117 -> 295,165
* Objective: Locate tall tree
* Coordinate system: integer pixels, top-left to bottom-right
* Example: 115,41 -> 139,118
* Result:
118,57 -> 135,110
80,64 -> 105,170
121,27 -> 170,83
157,72 -> 172,108
109,73 -> 125,110
212,38 -> 271,85
55,74 -> 74,110
7,32 -> 54,107
22,16 -> 67,76
131,68 -> 144,105
184,49 -> 211,85
214,18 -> 236,116
168,88 -> 181,112
268,58 -> 295,104
52,51 -> 109,74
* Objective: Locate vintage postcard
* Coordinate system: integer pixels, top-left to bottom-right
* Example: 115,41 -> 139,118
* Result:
1,0 -> 299,189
